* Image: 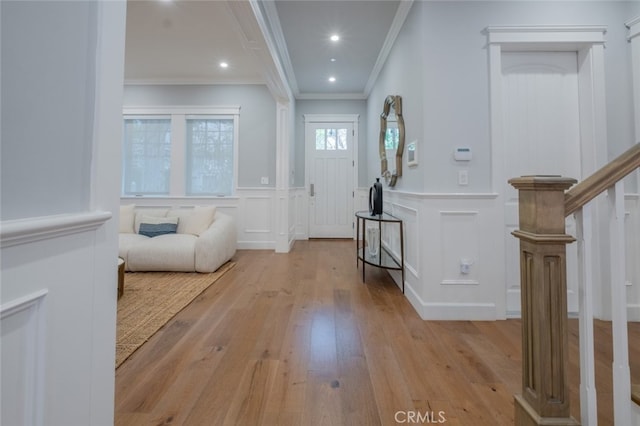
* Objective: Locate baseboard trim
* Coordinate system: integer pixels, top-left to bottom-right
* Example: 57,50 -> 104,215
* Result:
628,304 -> 640,322
409,298 -> 498,321
237,241 -> 275,250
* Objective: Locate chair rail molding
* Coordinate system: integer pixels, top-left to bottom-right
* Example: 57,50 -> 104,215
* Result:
0,211 -> 112,248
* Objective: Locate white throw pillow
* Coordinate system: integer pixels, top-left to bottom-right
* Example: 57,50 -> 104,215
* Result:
119,204 -> 135,234
134,209 -> 169,233
138,215 -> 178,225
167,206 -> 216,236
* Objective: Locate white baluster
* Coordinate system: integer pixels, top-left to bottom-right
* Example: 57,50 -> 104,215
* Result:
609,180 -> 632,425
576,204 -> 598,425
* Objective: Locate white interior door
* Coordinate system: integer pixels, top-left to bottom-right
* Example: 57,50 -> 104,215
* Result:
306,122 -> 354,238
502,51 -> 581,315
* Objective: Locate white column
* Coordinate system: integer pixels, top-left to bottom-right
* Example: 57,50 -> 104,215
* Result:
609,181 -> 632,425
275,100 -> 292,253
576,205 -> 597,425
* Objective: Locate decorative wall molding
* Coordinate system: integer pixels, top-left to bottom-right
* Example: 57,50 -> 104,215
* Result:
439,210 -> 480,289
243,196 -> 273,234
485,25 -> 607,48
386,201 -> 419,279
1,211 -> 112,248
626,16 -> 640,41
364,0 -> 414,96
441,279 -> 480,286
1,289 -> 48,426
420,302 -> 497,321
303,113 -> 360,123
123,79 -> 266,86
624,195 -> 640,319
259,0 -> 299,96
123,105 -> 241,115
386,190 -> 498,200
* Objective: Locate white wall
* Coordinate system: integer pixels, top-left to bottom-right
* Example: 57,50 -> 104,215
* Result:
366,1 -> 640,319
1,1 -> 126,425
367,1 -> 424,192
1,1 -> 96,219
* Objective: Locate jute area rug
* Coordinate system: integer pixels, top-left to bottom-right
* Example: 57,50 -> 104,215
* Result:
115,261 -> 235,368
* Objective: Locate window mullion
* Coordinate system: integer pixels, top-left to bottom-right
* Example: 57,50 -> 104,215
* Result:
170,114 -> 186,196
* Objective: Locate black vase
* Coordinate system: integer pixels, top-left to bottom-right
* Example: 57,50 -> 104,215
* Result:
369,178 -> 383,215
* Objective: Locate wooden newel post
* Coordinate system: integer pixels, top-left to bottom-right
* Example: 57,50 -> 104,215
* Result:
508,176 -> 580,426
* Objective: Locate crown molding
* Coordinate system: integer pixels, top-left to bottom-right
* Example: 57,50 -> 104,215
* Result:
123,79 -> 265,86
296,92 -> 367,101
364,0 -> 414,97
225,0 -> 293,102
260,0 -> 299,98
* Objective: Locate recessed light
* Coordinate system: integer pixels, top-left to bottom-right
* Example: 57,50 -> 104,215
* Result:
328,76 -> 336,82
330,34 -> 340,42
219,62 -> 229,69
330,58 -> 336,62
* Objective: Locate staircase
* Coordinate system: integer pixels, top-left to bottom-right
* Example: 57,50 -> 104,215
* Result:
509,143 -> 640,425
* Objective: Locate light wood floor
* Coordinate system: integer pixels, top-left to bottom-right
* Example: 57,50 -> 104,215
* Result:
115,239 -> 639,426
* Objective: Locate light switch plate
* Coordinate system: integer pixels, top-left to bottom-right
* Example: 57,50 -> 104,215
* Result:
261,177 -> 269,185
458,170 -> 468,186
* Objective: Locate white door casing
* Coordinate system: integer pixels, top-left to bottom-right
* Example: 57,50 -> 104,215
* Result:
501,51 -> 581,315
487,26 -> 608,318
304,115 -> 358,238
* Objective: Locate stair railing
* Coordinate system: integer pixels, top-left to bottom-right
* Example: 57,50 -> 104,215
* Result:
509,143 -> 640,425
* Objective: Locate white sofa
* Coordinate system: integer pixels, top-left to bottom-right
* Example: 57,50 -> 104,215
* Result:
119,205 -> 236,273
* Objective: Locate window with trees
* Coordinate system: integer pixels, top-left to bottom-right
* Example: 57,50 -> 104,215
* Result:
122,107 -> 239,197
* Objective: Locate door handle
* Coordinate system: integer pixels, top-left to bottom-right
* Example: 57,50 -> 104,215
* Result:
310,183 -> 315,197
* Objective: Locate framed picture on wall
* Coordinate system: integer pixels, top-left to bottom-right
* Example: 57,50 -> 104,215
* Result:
407,140 -> 417,167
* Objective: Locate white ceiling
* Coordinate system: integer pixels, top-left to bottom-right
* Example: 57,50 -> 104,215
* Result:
124,0 -> 408,99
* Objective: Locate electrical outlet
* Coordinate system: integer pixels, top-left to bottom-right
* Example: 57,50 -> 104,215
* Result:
458,170 -> 469,186
261,177 -> 269,185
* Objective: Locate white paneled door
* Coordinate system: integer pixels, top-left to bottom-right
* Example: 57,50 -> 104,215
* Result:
502,52 -> 581,315
307,122 -> 354,238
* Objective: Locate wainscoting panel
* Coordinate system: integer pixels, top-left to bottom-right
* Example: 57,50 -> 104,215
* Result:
293,188 -> 308,240
505,223 -> 521,316
1,211 -> 114,425
1,290 -> 48,426
242,196 -> 273,234
387,202 -> 419,279
439,211 -> 480,286
288,191 -> 297,248
383,191 -> 503,320
626,194 -> 640,321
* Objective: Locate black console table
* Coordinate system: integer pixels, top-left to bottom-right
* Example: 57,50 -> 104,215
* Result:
355,211 -> 405,293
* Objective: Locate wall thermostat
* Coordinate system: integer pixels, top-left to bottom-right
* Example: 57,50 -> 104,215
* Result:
454,147 -> 472,161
